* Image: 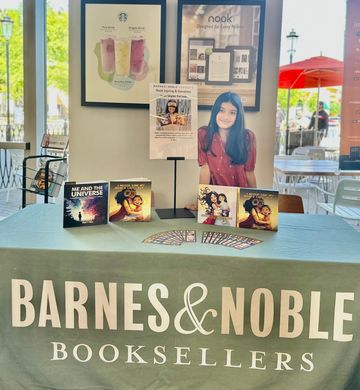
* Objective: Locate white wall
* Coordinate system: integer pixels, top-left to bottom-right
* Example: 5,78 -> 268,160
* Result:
69,0 -> 283,208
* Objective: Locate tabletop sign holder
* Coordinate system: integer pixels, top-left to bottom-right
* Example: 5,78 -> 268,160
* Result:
156,157 -> 195,219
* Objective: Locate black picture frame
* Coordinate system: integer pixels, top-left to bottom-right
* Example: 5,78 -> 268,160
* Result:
81,0 -> 166,108
176,0 -> 265,111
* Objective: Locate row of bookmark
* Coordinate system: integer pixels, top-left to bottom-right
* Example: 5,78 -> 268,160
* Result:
143,230 -> 262,250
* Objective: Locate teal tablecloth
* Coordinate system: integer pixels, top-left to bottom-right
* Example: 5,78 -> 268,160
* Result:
0,204 -> 360,390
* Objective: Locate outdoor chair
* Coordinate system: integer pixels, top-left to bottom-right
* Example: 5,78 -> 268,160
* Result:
273,155 -> 317,211
278,194 -> 304,213
315,179 -> 360,223
290,146 -> 329,197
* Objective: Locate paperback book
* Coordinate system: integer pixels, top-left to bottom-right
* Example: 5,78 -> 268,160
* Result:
109,179 -> 151,222
63,181 -> 109,228
237,188 -> 279,231
197,184 -> 238,227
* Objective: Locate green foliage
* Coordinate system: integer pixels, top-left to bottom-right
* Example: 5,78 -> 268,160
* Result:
0,6 -> 68,104
277,88 -> 342,117
329,101 -> 341,116
0,9 -> 24,103
46,7 -> 68,93
277,89 -> 312,113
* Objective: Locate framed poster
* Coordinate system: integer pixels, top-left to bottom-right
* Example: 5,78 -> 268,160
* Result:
149,83 -> 198,159
81,0 -> 166,108
176,0 -> 265,111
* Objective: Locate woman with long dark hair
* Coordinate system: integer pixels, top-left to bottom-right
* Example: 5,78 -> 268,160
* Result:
198,92 -> 257,187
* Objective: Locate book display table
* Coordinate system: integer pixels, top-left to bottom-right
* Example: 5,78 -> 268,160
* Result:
0,204 -> 360,389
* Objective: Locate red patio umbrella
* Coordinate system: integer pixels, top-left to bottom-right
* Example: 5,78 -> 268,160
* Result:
278,55 -> 343,150
278,55 -> 343,89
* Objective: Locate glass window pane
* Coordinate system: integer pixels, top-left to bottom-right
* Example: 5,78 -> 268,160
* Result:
0,0 -> 24,141
46,0 -> 69,136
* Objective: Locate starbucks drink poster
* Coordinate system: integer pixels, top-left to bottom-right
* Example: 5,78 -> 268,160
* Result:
82,1 -> 165,107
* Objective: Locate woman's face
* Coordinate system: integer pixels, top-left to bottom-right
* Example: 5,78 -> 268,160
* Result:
210,193 -> 217,203
216,102 -> 237,130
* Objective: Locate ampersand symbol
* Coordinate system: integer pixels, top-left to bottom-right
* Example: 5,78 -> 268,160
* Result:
174,283 -> 217,335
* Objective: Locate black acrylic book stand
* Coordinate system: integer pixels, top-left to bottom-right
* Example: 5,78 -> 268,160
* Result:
156,157 -> 195,219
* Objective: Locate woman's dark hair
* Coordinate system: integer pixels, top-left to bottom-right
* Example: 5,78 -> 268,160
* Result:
204,191 -> 218,208
115,191 -> 127,205
203,92 -> 249,164
115,188 -> 135,205
166,100 -> 178,114
243,196 -> 263,213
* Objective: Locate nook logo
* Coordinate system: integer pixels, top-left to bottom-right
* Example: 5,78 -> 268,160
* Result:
208,14 -> 233,23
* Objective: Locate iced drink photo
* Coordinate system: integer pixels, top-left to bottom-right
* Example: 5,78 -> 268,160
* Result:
100,37 -> 115,73
115,38 -> 131,77
130,38 -> 145,76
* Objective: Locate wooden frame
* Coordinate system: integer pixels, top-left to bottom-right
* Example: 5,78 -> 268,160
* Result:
81,0 -> 166,108
176,0 -> 265,111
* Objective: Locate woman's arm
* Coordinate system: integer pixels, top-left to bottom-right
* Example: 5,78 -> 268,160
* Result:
199,164 -> 211,184
122,199 -> 136,215
251,208 -> 270,225
245,171 -> 257,188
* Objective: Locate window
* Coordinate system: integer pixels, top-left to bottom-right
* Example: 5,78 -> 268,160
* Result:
0,0 -> 24,141
46,0 -> 69,136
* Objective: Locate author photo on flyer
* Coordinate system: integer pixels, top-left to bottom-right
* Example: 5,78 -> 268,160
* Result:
198,91 -> 257,188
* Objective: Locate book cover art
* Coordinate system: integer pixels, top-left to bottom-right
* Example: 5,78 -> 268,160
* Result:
63,182 -> 108,228
30,159 -> 67,197
197,184 -> 238,227
237,188 -> 279,231
109,179 -> 151,222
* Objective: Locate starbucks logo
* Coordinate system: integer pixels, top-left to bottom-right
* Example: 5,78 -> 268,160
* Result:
118,12 -> 128,22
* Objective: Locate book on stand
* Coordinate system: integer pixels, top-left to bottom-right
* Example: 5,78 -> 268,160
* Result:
237,188 -> 279,231
109,179 -> 151,222
30,159 -> 68,197
63,181 -> 109,228
197,184 -> 238,227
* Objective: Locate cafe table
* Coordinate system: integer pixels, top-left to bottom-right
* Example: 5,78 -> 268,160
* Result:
274,158 -> 360,194
0,203 -> 360,389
